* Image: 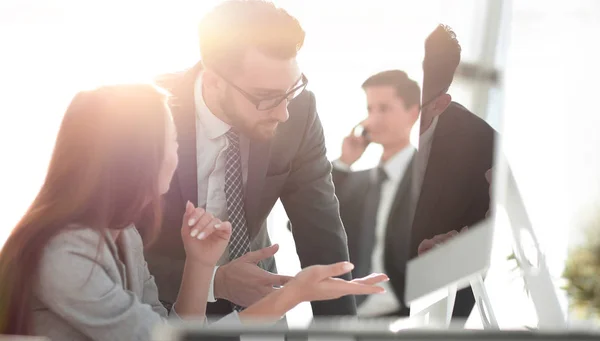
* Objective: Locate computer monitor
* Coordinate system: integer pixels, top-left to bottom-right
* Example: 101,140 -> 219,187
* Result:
492,156 -> 566,330
405,146 -> 566,330
405,216 -> 495,328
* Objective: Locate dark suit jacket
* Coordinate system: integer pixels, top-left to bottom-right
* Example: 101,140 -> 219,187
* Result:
333,102 -> 495,318
143,63 -> 356,317
332,161 -> 413,316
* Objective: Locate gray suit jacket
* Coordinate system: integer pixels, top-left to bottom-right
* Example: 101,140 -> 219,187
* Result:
143,63 -> 356,316
32,226 -> 167,340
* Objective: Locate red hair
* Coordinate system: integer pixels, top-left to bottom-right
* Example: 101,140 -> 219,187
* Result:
0,84 -> 170,334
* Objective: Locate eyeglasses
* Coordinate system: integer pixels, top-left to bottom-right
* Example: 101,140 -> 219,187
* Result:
219,73 -> 308,111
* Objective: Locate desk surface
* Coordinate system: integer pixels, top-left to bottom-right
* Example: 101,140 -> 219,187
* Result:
155,317 -> 600,341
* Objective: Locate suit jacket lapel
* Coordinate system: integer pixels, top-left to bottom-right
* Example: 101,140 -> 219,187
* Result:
411,112 -> 457,249
244,139 -> 272,238
168,62 -> 273,236
170,63 -> 203,206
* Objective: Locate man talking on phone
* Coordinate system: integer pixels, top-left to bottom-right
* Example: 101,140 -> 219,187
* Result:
330,70 -> 420,317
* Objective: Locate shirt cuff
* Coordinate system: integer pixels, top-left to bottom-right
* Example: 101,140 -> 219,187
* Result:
170,303 -> 208,325
207,266 -> 219,302
332,159 -> 351,172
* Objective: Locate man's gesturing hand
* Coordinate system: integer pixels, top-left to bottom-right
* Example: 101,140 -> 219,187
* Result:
417,226 -> 468,255
214,244 -> 293,308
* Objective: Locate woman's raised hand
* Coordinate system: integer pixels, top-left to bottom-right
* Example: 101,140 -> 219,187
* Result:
180,201 -> 232,267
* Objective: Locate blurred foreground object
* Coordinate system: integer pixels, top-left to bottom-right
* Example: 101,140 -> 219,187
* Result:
563,215 -> 600,323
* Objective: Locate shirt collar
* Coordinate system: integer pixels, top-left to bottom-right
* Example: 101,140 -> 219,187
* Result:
419,115 -> 439,148
194,72 -> 231,140
380,146 -> 415,183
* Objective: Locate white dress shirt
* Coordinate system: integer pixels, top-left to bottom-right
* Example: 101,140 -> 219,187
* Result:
194,73 -> 249,302
357,146 -> 415,316
333,146 -> 415,316
411,116 -> 439,209
359,118 -> 438,316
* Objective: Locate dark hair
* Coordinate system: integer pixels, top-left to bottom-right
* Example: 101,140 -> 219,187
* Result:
362,70 -> 421,109
0,84 -> 170,335
422,24 -> 461,100
199,0 -> 305,74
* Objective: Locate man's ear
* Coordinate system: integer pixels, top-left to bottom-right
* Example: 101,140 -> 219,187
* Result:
408,104 -> 421,121
433,94 -> 452,116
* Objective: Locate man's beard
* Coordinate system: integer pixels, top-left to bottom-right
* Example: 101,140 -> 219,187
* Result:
220,97 -> 278,141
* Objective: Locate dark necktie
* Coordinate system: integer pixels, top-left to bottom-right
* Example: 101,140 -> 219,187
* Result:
224,130 -> 251,311
360,167 -> 387,270
355,166 -> 388,307
363,166 -> 389,237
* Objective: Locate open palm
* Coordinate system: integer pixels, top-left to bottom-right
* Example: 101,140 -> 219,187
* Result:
288,262 -> 388,303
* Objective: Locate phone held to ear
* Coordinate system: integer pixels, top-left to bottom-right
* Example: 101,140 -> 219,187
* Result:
362,127 -> 370,142
353,125 -> 371,143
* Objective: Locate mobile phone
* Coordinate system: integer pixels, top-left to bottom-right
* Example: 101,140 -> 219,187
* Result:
352,125 -> 371,145
361,127 -> 370,141
354,125 -> 370,143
